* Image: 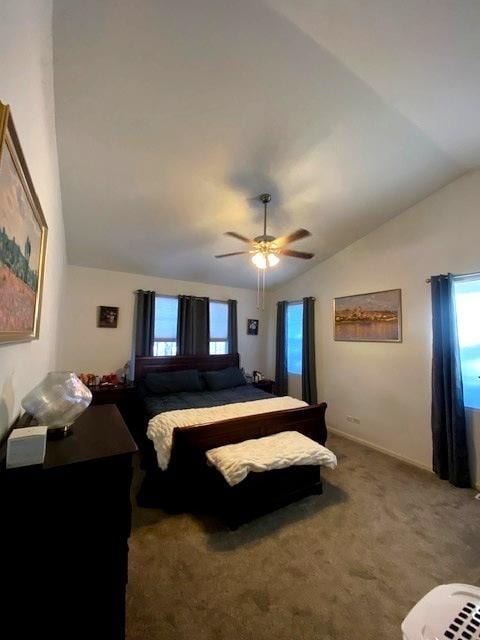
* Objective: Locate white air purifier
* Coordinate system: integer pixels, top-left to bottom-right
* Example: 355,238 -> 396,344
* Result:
402,584 -> 480,640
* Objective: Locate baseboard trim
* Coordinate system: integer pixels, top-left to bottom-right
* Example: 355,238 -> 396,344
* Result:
327,426 -> 433,473
327,426 -> 480,491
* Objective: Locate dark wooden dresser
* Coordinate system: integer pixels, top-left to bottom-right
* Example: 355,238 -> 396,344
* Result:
1,405 -> 137,640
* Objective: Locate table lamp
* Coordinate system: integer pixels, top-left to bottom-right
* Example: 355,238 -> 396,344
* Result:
22,372 -> 92,436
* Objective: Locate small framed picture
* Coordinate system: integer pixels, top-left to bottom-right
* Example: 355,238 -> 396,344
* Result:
247,318 -> 259,335
98,306 -> 119,328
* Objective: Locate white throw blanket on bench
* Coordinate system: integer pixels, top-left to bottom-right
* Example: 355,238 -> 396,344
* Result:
206,431 -> 337,486
147,396 -> 307,470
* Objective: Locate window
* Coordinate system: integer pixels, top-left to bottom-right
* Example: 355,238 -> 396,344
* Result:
154,295 -> 178,356
209,300 -> 228,354
454,277 -> 480,409
287,301 -> 303,375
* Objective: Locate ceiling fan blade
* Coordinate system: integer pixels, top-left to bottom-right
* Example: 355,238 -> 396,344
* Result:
215,251 -> 250,258
278,248 -> 314,260
273,228 -> 311,247
224,231 -> 255,244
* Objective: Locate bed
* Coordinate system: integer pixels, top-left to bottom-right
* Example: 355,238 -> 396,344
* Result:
134,353 -> 328,527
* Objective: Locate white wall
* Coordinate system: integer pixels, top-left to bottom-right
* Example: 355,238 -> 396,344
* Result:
58,265 -> 266,376
266,170 -> 480,487
0,1 -> 66,438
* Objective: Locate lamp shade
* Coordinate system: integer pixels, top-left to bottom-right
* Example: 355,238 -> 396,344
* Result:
251,252 -> 267,269
21,372 -> 92,432
251,252 -> 280,269
267,253 -> 280,267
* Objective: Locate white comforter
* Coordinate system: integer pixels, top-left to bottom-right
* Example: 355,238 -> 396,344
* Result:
147,396 -> 307,470
206,431 -> 337,486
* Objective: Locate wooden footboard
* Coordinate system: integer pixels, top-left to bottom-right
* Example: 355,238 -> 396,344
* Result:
156,402 -> 328,523
168,402 -> 327,475
138,402 -> 328,519
173,402 -> 327,456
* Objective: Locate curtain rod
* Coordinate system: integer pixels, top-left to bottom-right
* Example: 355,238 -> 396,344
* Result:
425,270 -> 480,284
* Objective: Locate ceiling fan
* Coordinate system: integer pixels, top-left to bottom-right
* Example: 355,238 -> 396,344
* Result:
215,193 -> 314,269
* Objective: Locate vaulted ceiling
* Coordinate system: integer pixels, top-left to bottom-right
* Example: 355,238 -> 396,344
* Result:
53,0 -> 480,289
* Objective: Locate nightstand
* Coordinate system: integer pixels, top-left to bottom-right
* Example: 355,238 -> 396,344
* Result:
90,383 -> 140,442
253,378 -> 276,394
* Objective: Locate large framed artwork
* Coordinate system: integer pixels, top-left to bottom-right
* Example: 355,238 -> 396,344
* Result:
334,289 -> 402,342
0,101 -> 48,343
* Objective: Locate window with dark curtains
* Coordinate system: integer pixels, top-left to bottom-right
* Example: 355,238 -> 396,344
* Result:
227,299 -> 238,354
177,295 -> 210,355
431,274 -> 471,487
302,297 -> 317,404
134,290 -> 156,357
275,301 -> 288,396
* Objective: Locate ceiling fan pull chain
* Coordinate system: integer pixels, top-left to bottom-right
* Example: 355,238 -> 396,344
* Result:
257,267 -> 260,310
262,265 -> 266,310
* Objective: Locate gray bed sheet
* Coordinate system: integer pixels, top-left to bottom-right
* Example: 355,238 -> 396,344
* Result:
144,384 -> 273,420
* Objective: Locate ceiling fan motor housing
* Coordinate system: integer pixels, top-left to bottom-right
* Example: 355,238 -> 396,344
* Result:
254,234 -> 276,244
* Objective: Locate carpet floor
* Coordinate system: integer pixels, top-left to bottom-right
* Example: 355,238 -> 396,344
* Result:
126,434 -> 480,639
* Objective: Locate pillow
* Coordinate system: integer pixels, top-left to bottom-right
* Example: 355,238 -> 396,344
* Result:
203,367 -> 247,391
144,369 -> 203,395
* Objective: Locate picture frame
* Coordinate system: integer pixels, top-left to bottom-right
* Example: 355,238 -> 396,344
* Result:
334,289 -> 402,342
247,318 -> 259,335
0,101 -> 48,343
98,306 -> 119,328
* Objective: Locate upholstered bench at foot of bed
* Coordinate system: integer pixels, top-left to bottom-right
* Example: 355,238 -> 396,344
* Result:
218,464 -> 324,530
204,431 -> 336,529
206,431 -> 337,487
136,460 -> 325,522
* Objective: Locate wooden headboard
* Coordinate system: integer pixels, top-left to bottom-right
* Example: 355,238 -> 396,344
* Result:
134,353 -> 240,381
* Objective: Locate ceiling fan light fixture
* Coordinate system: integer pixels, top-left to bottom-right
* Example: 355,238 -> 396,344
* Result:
215,191 -> 313,309
251,252 -> 267,269
251,251 -> 280,269
267,252 -> 280,267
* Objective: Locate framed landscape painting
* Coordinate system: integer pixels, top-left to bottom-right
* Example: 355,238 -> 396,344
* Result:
0,101 -> 48,343
334,289 -> 402,342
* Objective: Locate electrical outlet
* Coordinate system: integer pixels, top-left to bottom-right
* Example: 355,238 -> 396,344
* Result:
346,415 -> 354,423
346,415 -> 360,424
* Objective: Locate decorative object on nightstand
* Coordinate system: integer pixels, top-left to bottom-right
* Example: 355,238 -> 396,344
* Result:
252,370 -> 263,382
21,371 -> 92,436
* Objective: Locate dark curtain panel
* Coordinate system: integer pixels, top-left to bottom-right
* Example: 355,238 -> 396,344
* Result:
431,274 -> 471,487
227,299 -> 238,354
177,295 -> 210,355
275,301 -> 288,396
134,290 -> 156,357
302,297 -> 318,404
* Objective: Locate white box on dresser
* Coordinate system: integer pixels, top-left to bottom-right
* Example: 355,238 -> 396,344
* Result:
6,426 -> 47,468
